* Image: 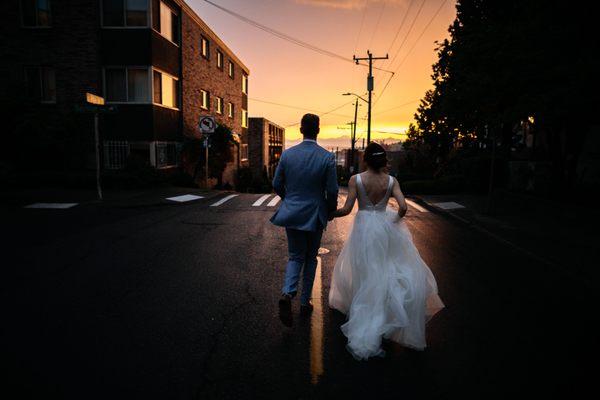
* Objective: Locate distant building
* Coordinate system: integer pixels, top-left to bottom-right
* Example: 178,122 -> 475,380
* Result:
0,0 -> 249,187
247,118 -> 285,180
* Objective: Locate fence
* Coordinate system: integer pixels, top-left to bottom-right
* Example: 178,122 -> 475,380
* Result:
103,140 -> 130,170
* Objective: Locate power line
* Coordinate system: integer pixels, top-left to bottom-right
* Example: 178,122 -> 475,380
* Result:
374,0 -> 446,108
371,0 -> 426,108
249,98 -> 353,119
284,101 -> 355,128
375,0 -> 415,78
368,1 -> 387,49
395,0 -> 449,70
373,99 -> 420,116
353,0 -> 369,54
200,0 -> 393,74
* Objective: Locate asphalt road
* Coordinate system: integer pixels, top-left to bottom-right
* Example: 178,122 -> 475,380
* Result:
2,191 -> 596,399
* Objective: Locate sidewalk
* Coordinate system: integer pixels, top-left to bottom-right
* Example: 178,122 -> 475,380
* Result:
0,186 -> 223,209
408,191 -> 599,288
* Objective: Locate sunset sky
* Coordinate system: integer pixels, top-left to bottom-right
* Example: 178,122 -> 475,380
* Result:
188,0 -> 457,148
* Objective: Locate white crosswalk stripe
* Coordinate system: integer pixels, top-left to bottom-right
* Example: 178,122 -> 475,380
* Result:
406,199 -> 429,213
210,194 -> 239,207
166,194 -> 203,203
252,194 -> 272,207
267,196 -> 281,207
432,201 -> 465,210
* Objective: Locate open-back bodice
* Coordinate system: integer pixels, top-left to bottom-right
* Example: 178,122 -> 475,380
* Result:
356,174 -> 393,212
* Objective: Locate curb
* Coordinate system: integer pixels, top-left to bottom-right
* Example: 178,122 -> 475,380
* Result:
407,195 -> 594,290
406,195 -> 473,225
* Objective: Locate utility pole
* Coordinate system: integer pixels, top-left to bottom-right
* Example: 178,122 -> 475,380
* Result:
351,101 -> 358,173
353,50 -> 388,144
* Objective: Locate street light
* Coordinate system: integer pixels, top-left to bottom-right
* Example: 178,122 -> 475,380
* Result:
343,92 -> 368,104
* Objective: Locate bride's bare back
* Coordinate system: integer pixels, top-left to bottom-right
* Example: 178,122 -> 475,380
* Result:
332,170 -> 408,218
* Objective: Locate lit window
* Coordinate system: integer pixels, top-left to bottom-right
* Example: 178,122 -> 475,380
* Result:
201,36 -> 209,59
21,0 -> 52,27
241,144 -> 248,161
102,0 -> 148,27
105,67 -> 149,102
228,61 -> 234,79
215,96 -> 223,114
24,66 -> 56,102
228,102 -> 234,118
241,109 -> 248,128
242,74 -> 248,94
159,1 -> 178,44
216,50 -> 223,69
201,90 -> 209,110
153,70 -> 179,108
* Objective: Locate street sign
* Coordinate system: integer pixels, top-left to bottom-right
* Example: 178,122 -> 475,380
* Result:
86,92 -> 105,105
199,116 -> 216,134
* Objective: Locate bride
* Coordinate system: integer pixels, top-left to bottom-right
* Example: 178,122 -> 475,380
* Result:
329,142 -> 444,360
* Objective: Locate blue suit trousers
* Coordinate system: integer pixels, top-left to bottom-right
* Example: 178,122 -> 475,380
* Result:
282,227 -> 324,305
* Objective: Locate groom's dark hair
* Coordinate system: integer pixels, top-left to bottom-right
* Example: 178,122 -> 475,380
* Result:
300,113 -> 320,138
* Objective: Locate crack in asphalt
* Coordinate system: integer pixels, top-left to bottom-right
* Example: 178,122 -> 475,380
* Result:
195,284 -> 258,397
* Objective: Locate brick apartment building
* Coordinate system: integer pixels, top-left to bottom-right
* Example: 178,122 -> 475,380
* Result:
0,0 -> 249,187
247,117 -> 284,181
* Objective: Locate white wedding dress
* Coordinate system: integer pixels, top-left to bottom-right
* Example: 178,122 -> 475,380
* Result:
329,174 -> 444,360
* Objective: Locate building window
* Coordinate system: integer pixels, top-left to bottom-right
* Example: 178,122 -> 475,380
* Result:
159,1 -> 178,44
215,96 -> 223,114
104,67 -> 149,102
201,90 -> 209,110
24,66 -> 56,103
228,102 -> 234,118
216,50 -> 223,70
153,69 -> 179,108
21,0 -> 52,27
102,0 -> 148,27
242,74 -> 248,95
228,61 -> 234,79
201,36 -> 209,59
241,144 -> 248,162
154,141 -> 181,168
242,109 -> 248,128
104,140 -> 130,169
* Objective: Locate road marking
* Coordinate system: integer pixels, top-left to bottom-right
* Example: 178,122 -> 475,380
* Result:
267,196 -> 281,207
252,194 -> 272,207
166,194 -> 204,203
209,194 -> 238,207
24,203 -> 78,209
310,256 -> 324,385
406,199 -> 429,212
433,201 -> 466,210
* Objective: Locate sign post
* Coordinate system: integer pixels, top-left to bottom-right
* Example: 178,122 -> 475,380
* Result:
75,93 -> 117,200
199,116 -> 216,188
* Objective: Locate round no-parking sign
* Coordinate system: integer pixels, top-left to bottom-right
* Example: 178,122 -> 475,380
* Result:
199,116 -> 216,134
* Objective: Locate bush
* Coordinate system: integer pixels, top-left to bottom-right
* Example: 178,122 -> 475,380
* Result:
237,167 -> 272,193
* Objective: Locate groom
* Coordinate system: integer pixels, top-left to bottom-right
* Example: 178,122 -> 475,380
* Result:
270,113 -> 339,327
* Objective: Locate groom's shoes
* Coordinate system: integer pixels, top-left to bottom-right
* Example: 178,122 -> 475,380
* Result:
278,293 -> 293,327
300,301 -> 314,316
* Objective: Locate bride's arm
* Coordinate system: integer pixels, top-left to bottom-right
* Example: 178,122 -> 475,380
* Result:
331,175 -> 358,218
391,177 -> 408,218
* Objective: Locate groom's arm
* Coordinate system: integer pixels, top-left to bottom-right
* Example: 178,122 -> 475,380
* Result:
272,154 -> 286,199
325,152 -> 339,213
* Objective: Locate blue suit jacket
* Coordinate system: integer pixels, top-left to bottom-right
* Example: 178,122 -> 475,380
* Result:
270,140 -> 339,232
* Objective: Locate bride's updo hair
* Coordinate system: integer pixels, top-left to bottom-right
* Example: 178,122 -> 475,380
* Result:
364,142 -> 388,170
